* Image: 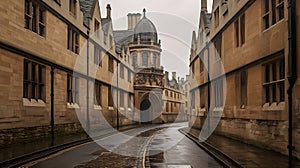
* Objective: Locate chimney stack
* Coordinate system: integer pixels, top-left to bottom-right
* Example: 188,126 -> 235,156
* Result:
106,4 -> 111,19
172,72 -> 177,80
165,71 -> 169,80
127,13 -> 141,30
201,0 -> 207,12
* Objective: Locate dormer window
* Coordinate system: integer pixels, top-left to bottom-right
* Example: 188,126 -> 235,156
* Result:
69,0 -> 76,17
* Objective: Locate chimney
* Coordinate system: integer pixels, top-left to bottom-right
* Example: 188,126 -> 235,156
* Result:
106,4 -> 111,19
201,0 -> 207,12
165,71 -> 169,80
186,75 -> 190,80
172,72 -> 176,80
127,13 -> 141,30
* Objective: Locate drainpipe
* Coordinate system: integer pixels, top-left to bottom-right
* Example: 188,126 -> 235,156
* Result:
287,0 -> 297,167
50,66 -> 55,145
207,43 -> 211,134
86,30 -> 90,134
117,62 -> 120,129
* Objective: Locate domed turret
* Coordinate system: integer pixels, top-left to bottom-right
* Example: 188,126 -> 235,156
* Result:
133,9 -> 158,43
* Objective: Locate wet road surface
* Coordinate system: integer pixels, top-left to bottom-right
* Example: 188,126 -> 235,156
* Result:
25,123 -> 221,168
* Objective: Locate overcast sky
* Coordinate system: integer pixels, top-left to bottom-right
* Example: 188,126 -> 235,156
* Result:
99,0 -> 213,79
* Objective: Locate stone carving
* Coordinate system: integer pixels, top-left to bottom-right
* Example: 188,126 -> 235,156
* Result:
134,75 -> 146,85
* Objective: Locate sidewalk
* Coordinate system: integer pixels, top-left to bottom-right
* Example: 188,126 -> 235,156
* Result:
184,127 -> 300,168
0,125 -> 137,163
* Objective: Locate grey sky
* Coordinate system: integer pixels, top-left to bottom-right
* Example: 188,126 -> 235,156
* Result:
99,0 -> 213,79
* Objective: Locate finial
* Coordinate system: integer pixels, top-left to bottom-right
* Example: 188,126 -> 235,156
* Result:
143,8 -> 146,17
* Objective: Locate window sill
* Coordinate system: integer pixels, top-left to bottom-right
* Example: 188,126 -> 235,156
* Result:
262,102 -> 285,111
128,108 -> 132,111
67,103 -> 80,109
23,98 -> 46,107
262,19 -> 285,33
94,105 -> 102,110
119,107 -> 125,111
108,106 -> 114,110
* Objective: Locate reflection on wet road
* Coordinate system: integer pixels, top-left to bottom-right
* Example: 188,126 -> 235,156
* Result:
28,122 -> 221,168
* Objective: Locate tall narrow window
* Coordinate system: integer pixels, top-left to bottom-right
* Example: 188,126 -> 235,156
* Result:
120,91 -> 124,107
152,54 -> 157,67
94,19 -> 100,37
108,87 -> 113,107
191,91 -> 195,109
23,60 -> 45,100
214,7 -> 219,27
132,53 -> 137,67
240,70 -> 247,107
24,0 -> 45,36
68,27 -> 79,54
69,0 -> 76,17
109,35 -> 113,47
213,79 -> 224,107
240,14 -> 245,45
142,53 -> 148,67
94,47 -> 102,66
127,69 -> 131,83
120,64 -> 124,79
263,57 -> 285,104
263,0 -> 284,30
94,83 -> 101,105
191,63 -> 195,77
108,56 -> 114,72
263,0 -> 270,29
277,0 -> 284,20
214,36 -> 222,60
200,56 -> 204,73
67,74 -> 79,104
234,19 -> 239,47
271,0 -> 276,25
128,94 -> 132,108
166,102 -> 169,112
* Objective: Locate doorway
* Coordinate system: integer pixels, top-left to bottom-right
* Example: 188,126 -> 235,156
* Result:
140,98 -> 152,124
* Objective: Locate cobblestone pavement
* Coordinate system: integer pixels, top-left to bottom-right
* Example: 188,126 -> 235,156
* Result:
185,127 -> 300,168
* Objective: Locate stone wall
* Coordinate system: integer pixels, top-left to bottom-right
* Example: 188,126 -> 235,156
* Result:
0,123 -> 84,146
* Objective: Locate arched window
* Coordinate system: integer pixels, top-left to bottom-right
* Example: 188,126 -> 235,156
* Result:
132,53 -> 137,67
152,54 -> 157,67
142,53 -> 148,67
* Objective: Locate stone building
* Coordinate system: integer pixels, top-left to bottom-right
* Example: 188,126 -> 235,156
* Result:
0,0 -> 137,144
114,9 -> 185,124
189,0 -> 300,158
0,0 -> 184,144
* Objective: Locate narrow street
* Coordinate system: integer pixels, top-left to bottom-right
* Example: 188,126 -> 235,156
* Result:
23,123 -> 221,168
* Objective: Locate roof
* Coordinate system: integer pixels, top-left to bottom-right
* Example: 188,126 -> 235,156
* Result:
79,0 -> 97,28
134,17 -> 157,35
133,9 -> 158,42
113,30 -> 134,53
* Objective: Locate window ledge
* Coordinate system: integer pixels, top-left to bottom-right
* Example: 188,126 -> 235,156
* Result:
119,107 -> 125,111
94,105 -> 102,110
67,103 -> 80,109
23,98 -> 46,107
128,108 -> 132,111
108,106 -> 114,110
262,102 -> 285,111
